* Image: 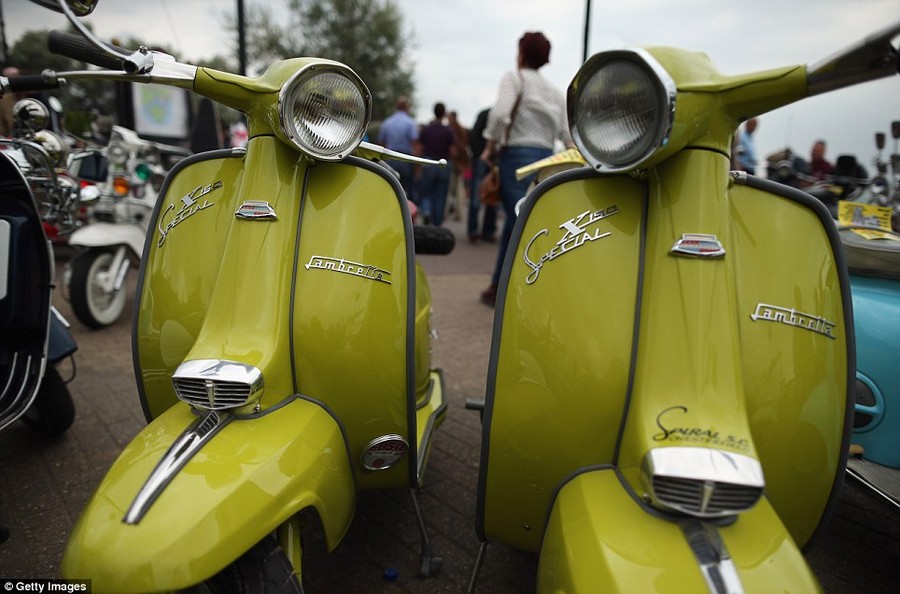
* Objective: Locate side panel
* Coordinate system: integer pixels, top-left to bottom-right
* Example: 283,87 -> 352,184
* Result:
133,149 -> 248,420
538,470 -> 819,593
478,171 -> 645,552
293,161 -> 414,490
61,398 -> 355,593
731,180 -> 852,548
847,275 -> 900,466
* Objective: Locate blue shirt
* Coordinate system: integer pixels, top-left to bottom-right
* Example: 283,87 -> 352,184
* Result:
378,110 -> 418,153
736,129 -> 757,171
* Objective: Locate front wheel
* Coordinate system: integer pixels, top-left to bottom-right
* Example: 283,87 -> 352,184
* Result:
21,365 -> 75,438
69,247 -> 128,329
180,535 -> 303,594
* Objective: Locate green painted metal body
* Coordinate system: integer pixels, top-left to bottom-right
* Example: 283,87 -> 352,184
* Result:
476,45 -> 853,592
61,398 -> 355,592
62,57 -> 446,591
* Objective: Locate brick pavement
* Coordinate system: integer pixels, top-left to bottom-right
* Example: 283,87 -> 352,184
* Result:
1,215 -> 899,593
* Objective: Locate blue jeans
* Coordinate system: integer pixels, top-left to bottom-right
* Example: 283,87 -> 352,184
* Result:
418,165 -> 451,225
491,146 -> 552,286
468,158 -> 498,239
387,160 -> 416,202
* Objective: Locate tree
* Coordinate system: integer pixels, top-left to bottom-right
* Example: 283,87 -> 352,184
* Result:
242,0 -> 415,120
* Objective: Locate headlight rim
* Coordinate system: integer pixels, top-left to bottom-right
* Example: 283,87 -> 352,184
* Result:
567,48 -> 676,173
277,61 -> 372,162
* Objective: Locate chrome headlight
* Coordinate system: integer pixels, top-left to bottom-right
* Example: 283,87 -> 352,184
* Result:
278,62 -> 371,161
106,140 -> 129,166
12,99 -> 50,132
34,130 -> 69,167
568,49 -> 675,172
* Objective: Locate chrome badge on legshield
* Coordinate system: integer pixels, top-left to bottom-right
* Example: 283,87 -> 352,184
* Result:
671,233 -> 725,258
235,200 -> 278,220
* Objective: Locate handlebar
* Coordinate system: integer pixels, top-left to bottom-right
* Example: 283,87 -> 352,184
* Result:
48,30 -> 124,71
4,73 -> 61,93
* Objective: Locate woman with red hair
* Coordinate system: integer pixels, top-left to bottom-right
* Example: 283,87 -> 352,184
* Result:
479,31 -> 571,307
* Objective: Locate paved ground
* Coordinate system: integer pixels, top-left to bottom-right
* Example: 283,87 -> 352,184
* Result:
1,212 -> 899,592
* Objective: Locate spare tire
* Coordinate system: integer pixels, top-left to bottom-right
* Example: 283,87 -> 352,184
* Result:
414,225 -> 455,255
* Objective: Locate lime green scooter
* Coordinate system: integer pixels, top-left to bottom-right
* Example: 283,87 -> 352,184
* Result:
13,1 -> 454,591
469,21 -> 900,593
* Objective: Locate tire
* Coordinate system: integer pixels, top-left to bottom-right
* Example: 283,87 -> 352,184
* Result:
69,247 -> 128,329
414,225 -> 455,255
180,534 -> 303,594
21,365 -> 75,438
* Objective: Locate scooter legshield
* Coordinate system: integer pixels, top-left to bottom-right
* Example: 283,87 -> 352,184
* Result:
478,170 -> 645,552
538,469 -> 820,593
61,396 -> 355,592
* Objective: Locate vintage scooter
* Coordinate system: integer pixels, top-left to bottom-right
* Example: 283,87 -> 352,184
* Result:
837,203 -> 900,509
0,111 -> 79,438
15,0 -> 454,591
467,21 -> 899,594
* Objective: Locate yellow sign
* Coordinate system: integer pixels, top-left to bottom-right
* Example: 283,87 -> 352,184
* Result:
837,200 -> 899,240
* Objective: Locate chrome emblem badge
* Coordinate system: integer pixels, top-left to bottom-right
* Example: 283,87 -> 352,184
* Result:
157,181 -> 222,248
235,200 -> 277,220
523,205 -> 619,284
671,233 -> 726,258
306,255 -> 392,284
361,435 -> 408,471
751,303 -> 836,339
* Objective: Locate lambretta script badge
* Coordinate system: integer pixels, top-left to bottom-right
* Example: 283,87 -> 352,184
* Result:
157,181 -> 222,247
306,256 -> 392,284
750,303 -> 836,339
523,205 -> 619,284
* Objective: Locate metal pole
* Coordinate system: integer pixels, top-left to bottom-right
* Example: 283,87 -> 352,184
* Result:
582,0 -> 592,64
0,0 -> 8,66
237,0 -> 247,75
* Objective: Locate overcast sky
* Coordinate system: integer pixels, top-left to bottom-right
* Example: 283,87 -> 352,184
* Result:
4,0 -> 899,169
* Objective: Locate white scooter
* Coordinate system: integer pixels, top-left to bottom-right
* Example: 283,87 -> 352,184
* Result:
65,124 -> 186,328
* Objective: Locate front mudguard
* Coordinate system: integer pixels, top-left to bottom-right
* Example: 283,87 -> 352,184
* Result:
62,396 -> 356,593
538,468 -> 820,593
68,221 -> 145,258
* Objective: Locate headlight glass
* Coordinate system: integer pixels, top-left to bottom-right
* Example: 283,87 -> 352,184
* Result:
279,63 -> 371,161
568,49 -> 675,172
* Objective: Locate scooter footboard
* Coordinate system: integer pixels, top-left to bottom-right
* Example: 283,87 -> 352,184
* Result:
538,468 -> 820,593
62,396 -> 356,593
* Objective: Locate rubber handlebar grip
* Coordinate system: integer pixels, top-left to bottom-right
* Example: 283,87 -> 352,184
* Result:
6,75 -> 59,93
47,29 -> 123,70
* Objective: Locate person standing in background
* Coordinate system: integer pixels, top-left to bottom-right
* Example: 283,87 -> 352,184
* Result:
378,96 -> 419,201
734,117 -> 758,175
808,139 -> 833,182
479,31 -> 570,307
467,107 -> 498,243
417,102 -> 456,225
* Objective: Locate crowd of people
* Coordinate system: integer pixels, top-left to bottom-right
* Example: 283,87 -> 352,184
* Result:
377,31 -> 571,307
1,29 -> 856,313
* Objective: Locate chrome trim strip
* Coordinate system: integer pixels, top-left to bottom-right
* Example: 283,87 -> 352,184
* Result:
123,410 -> 232,524
681,520 -> 744,594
